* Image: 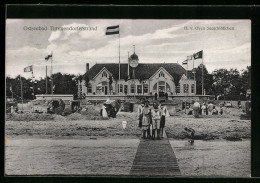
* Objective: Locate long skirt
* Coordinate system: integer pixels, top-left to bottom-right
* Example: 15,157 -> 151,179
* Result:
138,114 -> 142,128
160,115 -> 165,128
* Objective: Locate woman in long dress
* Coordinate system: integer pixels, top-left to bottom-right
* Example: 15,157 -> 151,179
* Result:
102,105 -> 108,117
142,101 -> 151,139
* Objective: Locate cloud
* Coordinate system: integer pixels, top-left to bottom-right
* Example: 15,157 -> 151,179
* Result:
5,19 -> 251,79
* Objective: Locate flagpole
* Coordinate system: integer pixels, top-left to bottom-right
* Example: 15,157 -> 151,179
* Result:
46,64 -> 48,94
11,84 -> 13,99
185,61 -> 188,114
51,51 -> 53,98
202,52 -> 204,95
19,75 -> 23,112
128,52 -> 129,95
32,68 -> 35,112
193,54 -> 196,94
119,26 -> 121,81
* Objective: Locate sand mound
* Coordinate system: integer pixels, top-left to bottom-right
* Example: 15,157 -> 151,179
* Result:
6,113 -> 54,121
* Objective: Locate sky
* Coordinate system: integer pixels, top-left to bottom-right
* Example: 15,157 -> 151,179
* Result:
6,19 -> 251,79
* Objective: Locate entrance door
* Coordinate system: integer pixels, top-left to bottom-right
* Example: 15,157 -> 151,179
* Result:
104,86 -> 108,95
102,86 -> 108,95
158,85 -> 165,97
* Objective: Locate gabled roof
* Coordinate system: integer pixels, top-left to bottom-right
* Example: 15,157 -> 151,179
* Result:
84,63 -> 194,82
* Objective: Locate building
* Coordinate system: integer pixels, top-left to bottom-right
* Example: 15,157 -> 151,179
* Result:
78,52 -> 196,99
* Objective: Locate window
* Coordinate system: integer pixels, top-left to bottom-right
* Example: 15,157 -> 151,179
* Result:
166,82 -> 171,92
137,85 -> 142,94
102,71 -> 107,77
124,85 -> 128,94
183,84 -> 189,93
87,83 -> 92,93
118,84 -> 123,93
131,84 -> 135,93
191,84 -> 195,93
143,84 -> 148,93
159,81 -> 165,85
159,71 -> 165,77
176,84 -> 180,93
153,83 -> 157,93
120,84 -> 123,93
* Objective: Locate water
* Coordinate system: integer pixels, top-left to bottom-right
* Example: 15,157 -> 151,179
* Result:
5,138 -> 139,175
170,139 -> 250,177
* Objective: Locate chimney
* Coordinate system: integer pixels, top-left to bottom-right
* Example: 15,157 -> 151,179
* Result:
86,63 -> 89,73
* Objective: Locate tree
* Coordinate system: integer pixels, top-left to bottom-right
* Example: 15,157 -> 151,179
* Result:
194,64 -> 214,95
212,68 -> 243,100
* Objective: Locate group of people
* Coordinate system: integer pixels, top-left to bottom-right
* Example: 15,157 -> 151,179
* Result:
190,101 -> 223,116
138,100 -> 169,140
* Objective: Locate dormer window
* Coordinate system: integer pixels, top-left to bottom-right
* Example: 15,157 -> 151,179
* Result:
159,71 -> 165,77
102,71 -> 108,77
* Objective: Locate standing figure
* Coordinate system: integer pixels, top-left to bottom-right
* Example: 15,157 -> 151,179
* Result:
154,93 -> 158,100
141,100 -> 151,139
152,103 -> 161,140
201,103 -> 207,115
165,92 -> 168,100
207,102 -> 214,115
160,102 -> 168,137
193,101 -> 200,118
138,102 -> 144,128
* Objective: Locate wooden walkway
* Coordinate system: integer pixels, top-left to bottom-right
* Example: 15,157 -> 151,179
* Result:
130,131 -> 181,176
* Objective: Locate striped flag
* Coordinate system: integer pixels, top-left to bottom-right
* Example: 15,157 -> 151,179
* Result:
24,65 -> 33,72
182,60 -> 188,65
105,25 -> 119,35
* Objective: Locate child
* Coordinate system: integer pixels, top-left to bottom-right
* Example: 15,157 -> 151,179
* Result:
159,101 -> 168,137
152,103 -> 161,140
201,103 -> 207,115
184,127 -> 195,142
141,100 -> 151,139
138,102 -> 144,128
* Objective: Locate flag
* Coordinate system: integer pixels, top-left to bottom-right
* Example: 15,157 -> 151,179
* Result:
24,65 -> 33,72
53,85 -> 55,90
182,60 -> 188,65
193,50 -> 203,59
187,55 -> 193,60
105,25 -> 119,35
10,85 -> 12,93
45,54 -> 52,60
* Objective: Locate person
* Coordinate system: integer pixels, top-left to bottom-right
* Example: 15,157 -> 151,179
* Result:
138,102 -> 144,128
154,93 -> 158,100
207,102 -> 214,115
141,100 -> 151,139
165,92 -> 168,100
193,101 -> 200,118
212,106 -> 218,115
102,105 -> 108,117
201,103 -> 207,115
184,127 -> 195,143
151,103 -> 161,140
159,101 -> 168,138
219,106 -> 223,115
